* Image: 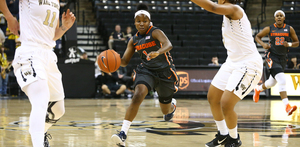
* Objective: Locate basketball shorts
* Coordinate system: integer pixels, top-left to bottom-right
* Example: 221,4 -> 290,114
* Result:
211,54 -> 263,99
133,64 -> 179,104
265,52 -> 287,77
12,43 -> 64,101
106,83 -> 121,91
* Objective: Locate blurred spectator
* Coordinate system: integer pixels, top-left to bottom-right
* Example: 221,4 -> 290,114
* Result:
0,43 -> 10,96
208,56 -> 222,66
108,24 -> 125,49
80,52 -> 89,60
5,27 -> 16,58
6,0 -> 19,20
95,61 -> 102,97
125,26 -> 135,43
117,67 -> 134,98
101,71 -> 126,98
0,11 -> 6,34
0,29 -> 4,43
287,55 -> 300,69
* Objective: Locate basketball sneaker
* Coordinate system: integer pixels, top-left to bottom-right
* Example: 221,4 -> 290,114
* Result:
286,104 -> 297,116
205,131 -> 228,147
253,85 -> 261,103
224,134 -> 242,147
44,132 -> 52,147
163,98 -> 177,121
111,130 -> 127,147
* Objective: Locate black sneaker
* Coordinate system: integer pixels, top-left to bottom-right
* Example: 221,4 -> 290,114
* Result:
44,132 -> 52,147
225,134 -> 242,147
205,131 -> 228,147
163,98 -> 177,121
111,130 -> 127,147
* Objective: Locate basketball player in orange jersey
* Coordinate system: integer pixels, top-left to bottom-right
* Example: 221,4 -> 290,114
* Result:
0,0 -> 75,147
191,0 -> 263,147
111,3 -> 178,147
254,10 -> 299,115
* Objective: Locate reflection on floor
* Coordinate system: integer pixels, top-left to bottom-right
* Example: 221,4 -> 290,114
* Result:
0,98 -> 300,147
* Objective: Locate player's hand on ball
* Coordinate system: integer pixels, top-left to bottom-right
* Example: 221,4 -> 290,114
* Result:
147,51 -> 159,60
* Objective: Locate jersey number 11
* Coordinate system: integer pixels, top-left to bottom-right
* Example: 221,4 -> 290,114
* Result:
43,10 -> 56,28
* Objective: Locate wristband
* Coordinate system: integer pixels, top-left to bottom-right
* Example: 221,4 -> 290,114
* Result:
288,42 -> 292,47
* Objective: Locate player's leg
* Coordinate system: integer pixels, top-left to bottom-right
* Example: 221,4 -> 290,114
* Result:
116,84 -> 126,95
253,70 -> 277,102
43,57 -> 65,146
155,81 -> 177,121
274,72 -> 297,115
205,63 -> 232,147
111,73 -> 154,147
102,84 -> 111,94
23,78 -> 50,147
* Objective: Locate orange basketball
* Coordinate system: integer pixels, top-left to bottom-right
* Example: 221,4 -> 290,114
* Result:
97,49 -> 121,73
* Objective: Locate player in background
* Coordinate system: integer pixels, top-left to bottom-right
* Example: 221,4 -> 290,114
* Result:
254,10 -> 299,115
191,0 -> 263,147
111,3 -> 179,147
0,0 -> 75,146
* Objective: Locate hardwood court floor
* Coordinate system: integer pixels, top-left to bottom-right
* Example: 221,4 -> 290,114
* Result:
1,98 -> 300,147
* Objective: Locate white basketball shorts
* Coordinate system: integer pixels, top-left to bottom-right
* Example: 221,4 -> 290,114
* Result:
12,43 -> 64,101
211,53 -> 263,99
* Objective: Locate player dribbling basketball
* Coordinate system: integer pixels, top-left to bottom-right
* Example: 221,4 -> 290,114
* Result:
111,3 -> 179,147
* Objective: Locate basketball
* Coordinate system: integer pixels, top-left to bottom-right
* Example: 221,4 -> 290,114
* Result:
97,49 -> 121,73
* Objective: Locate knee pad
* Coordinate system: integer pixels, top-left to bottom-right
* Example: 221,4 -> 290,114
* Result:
265,75 -> 277,89
45,101 -> 65,124
159,94 -> 173,104
275,73 -> 286,92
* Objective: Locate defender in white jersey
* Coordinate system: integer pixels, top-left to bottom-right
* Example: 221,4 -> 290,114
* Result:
0,0 -> 75,146
192,0 -> 263,147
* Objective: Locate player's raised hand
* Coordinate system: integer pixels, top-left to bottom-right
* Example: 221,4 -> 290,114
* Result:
61,9 -> 76,31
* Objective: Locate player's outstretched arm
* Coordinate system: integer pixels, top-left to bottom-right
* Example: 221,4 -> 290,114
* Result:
255,27 -> 271,49
191,0 -> 241,19
121,38 -> 135,67
0,0 -> 19,36
53,9 -> 76,41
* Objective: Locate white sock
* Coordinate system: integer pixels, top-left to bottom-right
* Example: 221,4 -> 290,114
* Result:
282,98 -> 289,106
228,126 -> 238,139
215,120 -> 228,135
121,120 -> 132,135
30,132 -> 44,147
258,85 -> 264,91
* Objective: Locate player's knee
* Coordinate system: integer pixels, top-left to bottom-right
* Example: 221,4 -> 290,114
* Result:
131,93 -> 146,105
207,94 -> 220,105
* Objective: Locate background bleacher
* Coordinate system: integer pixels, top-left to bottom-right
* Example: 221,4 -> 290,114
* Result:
90,0 -> 300,67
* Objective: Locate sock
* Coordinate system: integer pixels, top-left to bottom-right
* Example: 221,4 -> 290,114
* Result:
215,120 -> 228,135
228,126 -> 238,139
282,98 -> 289,106
121,120 -> 132,135
30,132 -> 44,147
258,85 -> 264,91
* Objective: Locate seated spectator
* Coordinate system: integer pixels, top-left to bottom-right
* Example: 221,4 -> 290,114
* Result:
80,52 -> 88,60
208,56 -> 222,66
287,55 -> 300,69
0,11 -> 6,34
101,71 -> 126,98
125,26 -> 135,43
117,67 -> 134,98
108,24 -> 125,49
95,61 -> 102,97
